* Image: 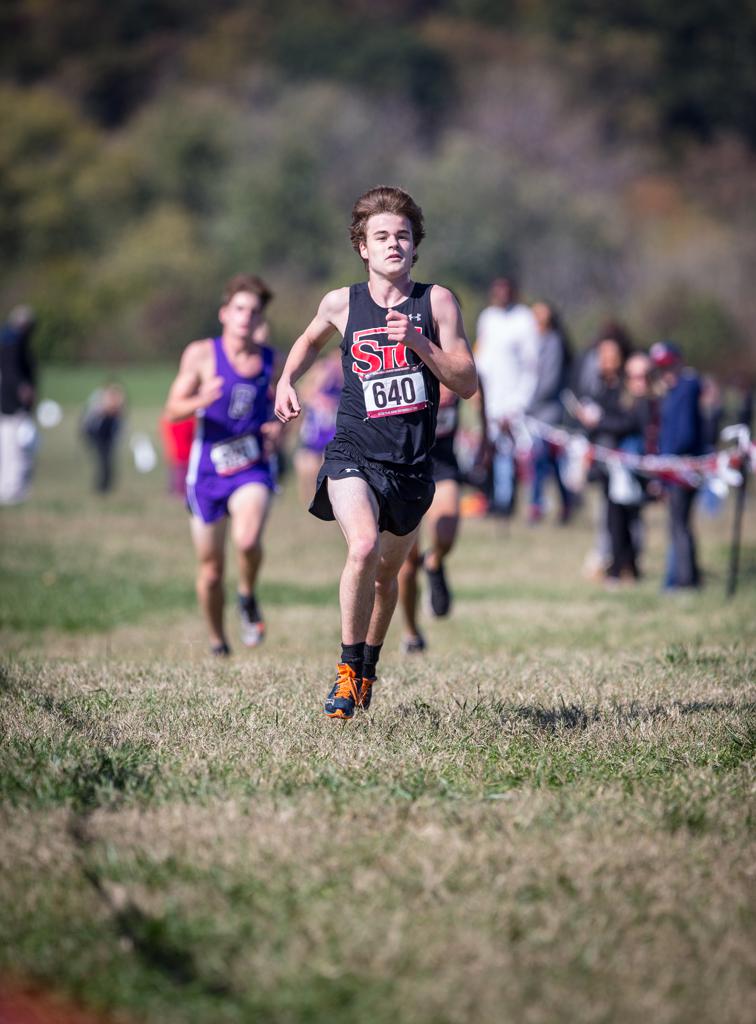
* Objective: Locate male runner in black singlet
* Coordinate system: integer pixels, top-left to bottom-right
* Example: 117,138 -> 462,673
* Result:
275,186 -> 477,719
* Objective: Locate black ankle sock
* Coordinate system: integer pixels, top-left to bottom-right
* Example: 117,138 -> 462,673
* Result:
363,643 -> 383,679
238,593 -> 260,621
340,642 -> 365,680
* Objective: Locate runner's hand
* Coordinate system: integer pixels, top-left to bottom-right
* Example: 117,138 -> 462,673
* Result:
195,375 -> 224,410
386,308 -> 416,346
274,379 -> 301,422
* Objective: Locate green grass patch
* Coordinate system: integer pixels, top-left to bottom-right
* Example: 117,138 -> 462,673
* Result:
0,736 -> 162,810
0,550 -> 194,632
41,363 -> 177,408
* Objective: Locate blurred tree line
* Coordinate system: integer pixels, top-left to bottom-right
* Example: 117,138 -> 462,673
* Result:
1,0 -> 755,377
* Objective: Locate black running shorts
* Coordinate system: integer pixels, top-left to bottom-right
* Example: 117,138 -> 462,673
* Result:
309,437 -> 435,536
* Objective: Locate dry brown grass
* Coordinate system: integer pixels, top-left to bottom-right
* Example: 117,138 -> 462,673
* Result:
1,399 -> 755,1022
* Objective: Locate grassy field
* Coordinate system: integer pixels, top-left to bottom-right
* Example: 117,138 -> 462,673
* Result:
1,369 -> 755,1023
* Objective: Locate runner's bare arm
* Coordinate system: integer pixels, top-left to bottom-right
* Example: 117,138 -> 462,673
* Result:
385,286 -> 477,399
163,340 -> 222,422
274,289 -> 348,423
261,350 -> 286,454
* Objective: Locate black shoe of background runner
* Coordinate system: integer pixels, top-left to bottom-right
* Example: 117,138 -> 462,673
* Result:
211,641 -> 231,657
425,562 -> 452,617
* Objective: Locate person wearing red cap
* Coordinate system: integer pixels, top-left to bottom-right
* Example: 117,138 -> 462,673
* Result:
650,341 -> 704,590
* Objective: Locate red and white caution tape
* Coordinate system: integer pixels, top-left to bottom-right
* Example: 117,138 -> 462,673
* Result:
510,416 -> 751,492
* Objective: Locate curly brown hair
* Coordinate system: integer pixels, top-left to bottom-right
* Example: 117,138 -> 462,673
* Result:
221,273 -> 273,310
349,186 -> 425,266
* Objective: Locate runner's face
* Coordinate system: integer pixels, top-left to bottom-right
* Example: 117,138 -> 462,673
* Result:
359,213 -> 414,276
219,291 -> 263,340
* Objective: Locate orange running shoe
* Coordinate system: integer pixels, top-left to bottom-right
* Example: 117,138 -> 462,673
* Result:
324,663 -> 360,720
359,676 -> 376,711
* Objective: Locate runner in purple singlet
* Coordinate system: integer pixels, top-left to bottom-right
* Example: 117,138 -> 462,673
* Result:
164,274 -> 281,656
274,186 -> 477,720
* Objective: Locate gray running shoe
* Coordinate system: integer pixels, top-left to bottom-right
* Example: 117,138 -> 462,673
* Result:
238,595 -> 265,648
401,632 -> 426,655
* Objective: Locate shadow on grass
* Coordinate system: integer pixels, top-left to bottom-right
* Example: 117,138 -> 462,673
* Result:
425,694 -> 756,732
506,698 -> 756,732
63,813 -> 394,1020
69,815 -> 233,999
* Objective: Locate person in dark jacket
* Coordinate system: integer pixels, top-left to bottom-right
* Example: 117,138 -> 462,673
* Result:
597,351 -> 656,583
575,344 -> 655,583
571,323 -> 634,577
0,305 -> 37,504
650,341 -> 703,589
81,381 -> 127,493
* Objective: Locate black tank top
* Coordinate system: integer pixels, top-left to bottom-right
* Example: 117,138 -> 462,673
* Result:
335,281 -> 440,466
431,394 -> 460,461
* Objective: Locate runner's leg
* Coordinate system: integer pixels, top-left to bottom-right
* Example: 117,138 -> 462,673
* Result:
423,479 -> 459,617
190,515 -> 227,648
228,481 -> 273,645
323,475 -> 382,718
327,475 -> 381,643
349,527 -> 419,711
398,538 -> 423,641
228,482 -> 273,599
367,526 -> 420,646
423,479 -> 460,571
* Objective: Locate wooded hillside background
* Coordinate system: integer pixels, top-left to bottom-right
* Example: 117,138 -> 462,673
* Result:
2,0 -> 755,376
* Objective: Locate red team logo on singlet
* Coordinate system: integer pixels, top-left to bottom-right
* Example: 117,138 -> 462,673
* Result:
350,326 -> 422,375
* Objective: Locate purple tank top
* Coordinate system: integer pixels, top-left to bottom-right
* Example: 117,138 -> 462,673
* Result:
189,338 -> 275,482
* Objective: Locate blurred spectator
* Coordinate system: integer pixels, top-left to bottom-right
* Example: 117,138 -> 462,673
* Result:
526,301 -> 573,524
292,348 -> 342,504
595,351 -> 656,584
160,415 -> 195,495
0,304 -> 37,505
571,323 -> 634,577
81,381 -> 126,493
623,352 -> 660,568
650,341 -> 704,590
571,320 -> 633,403
572,334 -> 627,579
474,276 -> 539,516
699,374 -> 724,452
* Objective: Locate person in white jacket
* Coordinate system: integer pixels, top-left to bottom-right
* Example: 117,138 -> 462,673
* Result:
474,277 -> 539,515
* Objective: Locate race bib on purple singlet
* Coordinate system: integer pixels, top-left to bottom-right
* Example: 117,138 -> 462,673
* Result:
210,434 -> 261,476
361,366 -> 428,419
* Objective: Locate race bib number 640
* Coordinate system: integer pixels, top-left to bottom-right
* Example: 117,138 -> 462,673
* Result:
362,366 -> 428,419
